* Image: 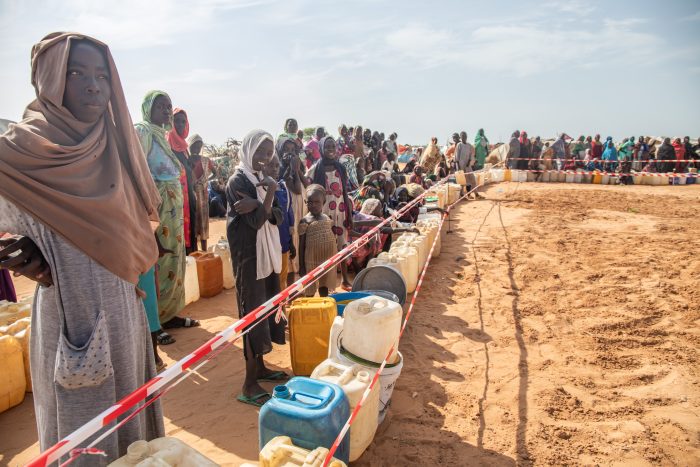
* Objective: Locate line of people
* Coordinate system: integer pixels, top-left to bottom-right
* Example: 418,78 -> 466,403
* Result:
505,132 -> 700,177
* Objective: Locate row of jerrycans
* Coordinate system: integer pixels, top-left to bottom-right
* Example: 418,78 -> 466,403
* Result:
366,224 -> 441,295
184,237 -> 234,305
270,294 -> 403,463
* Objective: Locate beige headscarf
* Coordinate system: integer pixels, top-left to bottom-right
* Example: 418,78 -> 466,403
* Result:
0,32 -> 161,284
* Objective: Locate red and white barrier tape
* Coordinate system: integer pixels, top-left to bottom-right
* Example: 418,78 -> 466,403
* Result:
494,167 -> 699,178
27,176 -> 461,467
322,179 -> 483,466
504,157 -> 699,163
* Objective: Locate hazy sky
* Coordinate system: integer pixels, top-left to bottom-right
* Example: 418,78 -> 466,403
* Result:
1,0 -> 699,145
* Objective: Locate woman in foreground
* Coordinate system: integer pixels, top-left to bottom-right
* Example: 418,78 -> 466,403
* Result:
0,32 -> 164,463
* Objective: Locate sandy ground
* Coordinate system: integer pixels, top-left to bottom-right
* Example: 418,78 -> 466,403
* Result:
1,182 -> 699,466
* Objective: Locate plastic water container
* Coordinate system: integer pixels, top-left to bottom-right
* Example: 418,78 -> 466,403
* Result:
369,254 -> 409,289
210,237 -> 234,289
15,327 -> 31,393
0,335 -> 26,414
189,252 -> 223,298
336,346 -> 403,424
592,173 -> 602,184
565,172 -> 575,183
1,318 -> 31,393
342,296 -> 402,364
455,170 -> 467,186
515,170 -> 527,182
408,236 -> 428,271
258,436 -> 347,467
184,256 -> 200,305
390,246 -> 418,294
574,171 -> 583,183
327,320 -> 404,425
601,174 -> 610,185
435,189 -> 446,209
415,221 -> 439,258
288,297 -> 337,376
673,175 -> 686,185
259,377 -> 351,464
609,175 -> 619,185
108,437 -> 218,466
329,292 -> 371,316
0,301 -> 31,327
526,171 -> 536,182
490,168 -> 504,182
311,359 -> 380,461
446,183 -> 462,205
582,172 -> 593,184
504,169 -> 512,181
540,171 -> 551,182
352,266 -> 407,306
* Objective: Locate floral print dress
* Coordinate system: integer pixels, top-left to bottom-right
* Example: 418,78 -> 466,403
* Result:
307,166 -> 349,249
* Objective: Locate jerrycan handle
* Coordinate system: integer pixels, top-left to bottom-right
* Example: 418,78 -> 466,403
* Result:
321,360 -> 354,385
273,385 -> 331,409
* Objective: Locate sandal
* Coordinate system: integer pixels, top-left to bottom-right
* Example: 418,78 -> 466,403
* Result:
236,392 -> 271,408
156,331 -> 176,345
163,317 -> 201,329
156,360 -> 167,372
257,371 -> 288,382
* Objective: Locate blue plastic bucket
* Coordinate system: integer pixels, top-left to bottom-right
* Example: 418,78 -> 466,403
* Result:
329,292 -> 372,316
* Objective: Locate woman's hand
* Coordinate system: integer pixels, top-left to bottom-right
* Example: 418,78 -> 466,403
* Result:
234,190 -> 260,214
155,233 -> 174,258
0,236 -> 53,287
290,153 -> 301,172
256,176 -> 278,193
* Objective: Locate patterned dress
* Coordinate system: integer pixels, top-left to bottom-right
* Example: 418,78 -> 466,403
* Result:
136,128 -> 186,324
306,165 -> 349,249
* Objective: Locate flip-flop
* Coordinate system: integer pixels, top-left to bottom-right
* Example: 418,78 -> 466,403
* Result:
163,317 -> 200,329
236,392 -> 271,408
156,331 -> 176,345
257,371 -> 288,382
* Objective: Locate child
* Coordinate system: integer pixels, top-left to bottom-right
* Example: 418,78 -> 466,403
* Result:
278,136 -> 306,285
265,153 -> 295,289
409,165 -> 426,187
298,185 -> 338,297
306,136 -> 353,289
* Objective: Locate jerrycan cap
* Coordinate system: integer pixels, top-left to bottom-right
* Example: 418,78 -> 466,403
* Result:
273,385 -> 291,399
126,440 -> 149,462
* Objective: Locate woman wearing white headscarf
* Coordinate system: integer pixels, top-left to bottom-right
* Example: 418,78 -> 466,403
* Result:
226,129 -> 286,407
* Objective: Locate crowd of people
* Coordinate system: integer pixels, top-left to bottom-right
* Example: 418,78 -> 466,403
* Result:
1,32 -> 697,465
0,33 -> 473,464
504,132 -> 700,183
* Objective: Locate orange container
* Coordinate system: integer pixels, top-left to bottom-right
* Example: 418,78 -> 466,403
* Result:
189,252 -> 223,298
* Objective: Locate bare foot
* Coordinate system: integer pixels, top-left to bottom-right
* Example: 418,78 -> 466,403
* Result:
242,381 -> 270,401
